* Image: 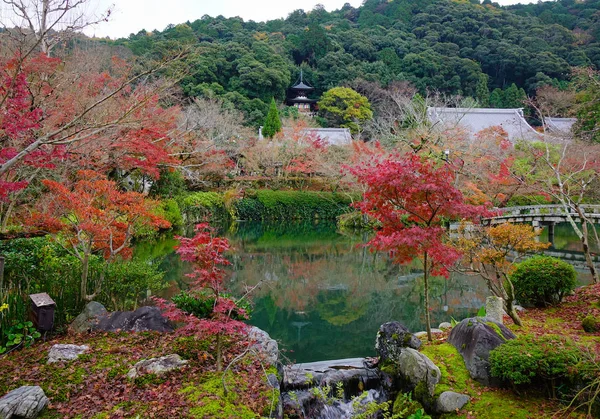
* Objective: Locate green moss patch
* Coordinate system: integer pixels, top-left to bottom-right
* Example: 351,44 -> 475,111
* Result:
421,342 -> 585,418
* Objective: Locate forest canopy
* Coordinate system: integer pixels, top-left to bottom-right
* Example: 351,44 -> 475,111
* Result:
110,0 -> 600,126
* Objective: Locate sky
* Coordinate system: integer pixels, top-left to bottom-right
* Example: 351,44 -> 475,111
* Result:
5,0 -> 539,40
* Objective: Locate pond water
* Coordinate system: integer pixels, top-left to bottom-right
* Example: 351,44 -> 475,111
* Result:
134,221 -> 594,363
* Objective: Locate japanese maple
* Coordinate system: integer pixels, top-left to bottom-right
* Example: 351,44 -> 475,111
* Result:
155,224 -> 248,371
349,153 -> 487,341
31,170 -> 170,301
453,222 -> 550,326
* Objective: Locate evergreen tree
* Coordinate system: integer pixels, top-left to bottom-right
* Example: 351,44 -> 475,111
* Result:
476,73 -> 490,107
489,88 -> 504,108
503,83 -> 526,108
262,98 -> 282,138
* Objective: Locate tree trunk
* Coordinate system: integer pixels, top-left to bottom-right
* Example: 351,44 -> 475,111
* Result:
505,299 -> 522,327
580,219 -> 599,283
423,251 -> 432,342
80,252 -> 90,302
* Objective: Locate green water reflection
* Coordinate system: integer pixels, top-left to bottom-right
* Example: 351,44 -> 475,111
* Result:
136,221 -> 491,363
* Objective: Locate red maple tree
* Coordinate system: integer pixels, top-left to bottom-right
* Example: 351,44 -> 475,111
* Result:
349,153 -> 488,341
155,224 -> 248,371
31,170 -> 170,301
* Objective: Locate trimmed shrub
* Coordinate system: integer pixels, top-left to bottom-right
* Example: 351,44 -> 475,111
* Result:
149,167 -> 187,198
179,192 -> 229,223
489,335 -> 582,395
510,255 -> 576,307
233,190 -> 358,220
582,315 -> 599,333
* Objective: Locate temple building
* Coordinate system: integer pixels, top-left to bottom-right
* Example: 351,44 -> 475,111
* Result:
287,70 -> 317,113
427,107 -> 541,142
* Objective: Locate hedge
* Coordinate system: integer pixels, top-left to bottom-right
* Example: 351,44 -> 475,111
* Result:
232,190 -> 359,221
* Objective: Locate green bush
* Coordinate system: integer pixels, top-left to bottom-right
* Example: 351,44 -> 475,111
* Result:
172,291 -> 251,321
489,335 -> 581,392
179,192 -> 229,223
510,255 -> 576,307
100,260 -> 166,311
149,167 -> 187,198
505,195 -> 551,207
233,190 -> 358,220
155,198 -> 183,228
582,315 -> 599,333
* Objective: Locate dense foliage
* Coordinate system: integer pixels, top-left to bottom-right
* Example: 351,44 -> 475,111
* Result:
510,255 -> 577,307
489,335 -> 582,397
116,0 -> 600,125
232,190 -> 358,220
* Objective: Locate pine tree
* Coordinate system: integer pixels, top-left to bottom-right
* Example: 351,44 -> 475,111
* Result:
263,98 -> 282,138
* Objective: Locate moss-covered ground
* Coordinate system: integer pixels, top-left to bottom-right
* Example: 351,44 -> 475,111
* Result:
419,283 -> 600,419
0,332 -> 276,418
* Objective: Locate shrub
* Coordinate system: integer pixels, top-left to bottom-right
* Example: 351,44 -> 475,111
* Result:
510,255 -> 576,307
179,192 -> 229,223
233,190 -> 358,220
582,315 -> 599,333
149,167 -> 187,198
172,291 -> 251,321
489,335 -> 582,396
505,195 -> 551,207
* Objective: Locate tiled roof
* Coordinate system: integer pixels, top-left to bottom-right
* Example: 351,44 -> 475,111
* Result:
427,107 -> 541,142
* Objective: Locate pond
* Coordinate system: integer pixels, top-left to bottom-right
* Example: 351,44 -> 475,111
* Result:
134,221 -> 594,363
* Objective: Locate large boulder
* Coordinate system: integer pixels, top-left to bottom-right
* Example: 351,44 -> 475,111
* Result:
248,326 -> 279,366
127,354 -> 188,379
70,302 -> 107,333
434,391 -> 470,413
448,317 -> 516,385
47,344 -> 89,364
94,306 -> 173,333
394,348 -> 440,398
375,322 -> 421,363
0,386 -> 48,419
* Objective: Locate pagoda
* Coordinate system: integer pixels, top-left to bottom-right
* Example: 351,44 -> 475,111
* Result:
287,70 -> 317,113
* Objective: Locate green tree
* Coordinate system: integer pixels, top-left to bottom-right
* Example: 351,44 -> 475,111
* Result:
262,98 -> 282,138
475,73 -> 490,107
318,87 -> 373,134
489,88 -> 504,108
503,83 -> 527,108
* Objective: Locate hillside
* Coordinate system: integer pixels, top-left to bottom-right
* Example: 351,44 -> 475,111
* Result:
109,0 -> 600,126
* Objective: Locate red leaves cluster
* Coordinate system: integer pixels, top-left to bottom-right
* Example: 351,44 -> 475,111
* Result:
349,153 -> 488,276
31,170 -> 170,259
156,224 -> 248,339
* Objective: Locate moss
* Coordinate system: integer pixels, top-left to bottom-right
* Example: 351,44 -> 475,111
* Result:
181,373 -> 257,419
133,373 -> 167,387
422,342 -> 576,419
486,321 -> 507,342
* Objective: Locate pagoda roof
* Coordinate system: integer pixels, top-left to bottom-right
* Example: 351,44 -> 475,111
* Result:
291,69 -> 314,90
291,81 -> 314,90
289,97 -> 317,103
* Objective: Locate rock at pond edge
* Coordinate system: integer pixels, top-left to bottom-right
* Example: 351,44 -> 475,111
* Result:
376,321 -> 422,364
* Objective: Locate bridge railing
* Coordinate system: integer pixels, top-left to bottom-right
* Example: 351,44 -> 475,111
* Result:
494,204 -> 600,218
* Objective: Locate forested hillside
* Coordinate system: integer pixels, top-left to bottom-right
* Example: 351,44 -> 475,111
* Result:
112,0 -> 599,126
